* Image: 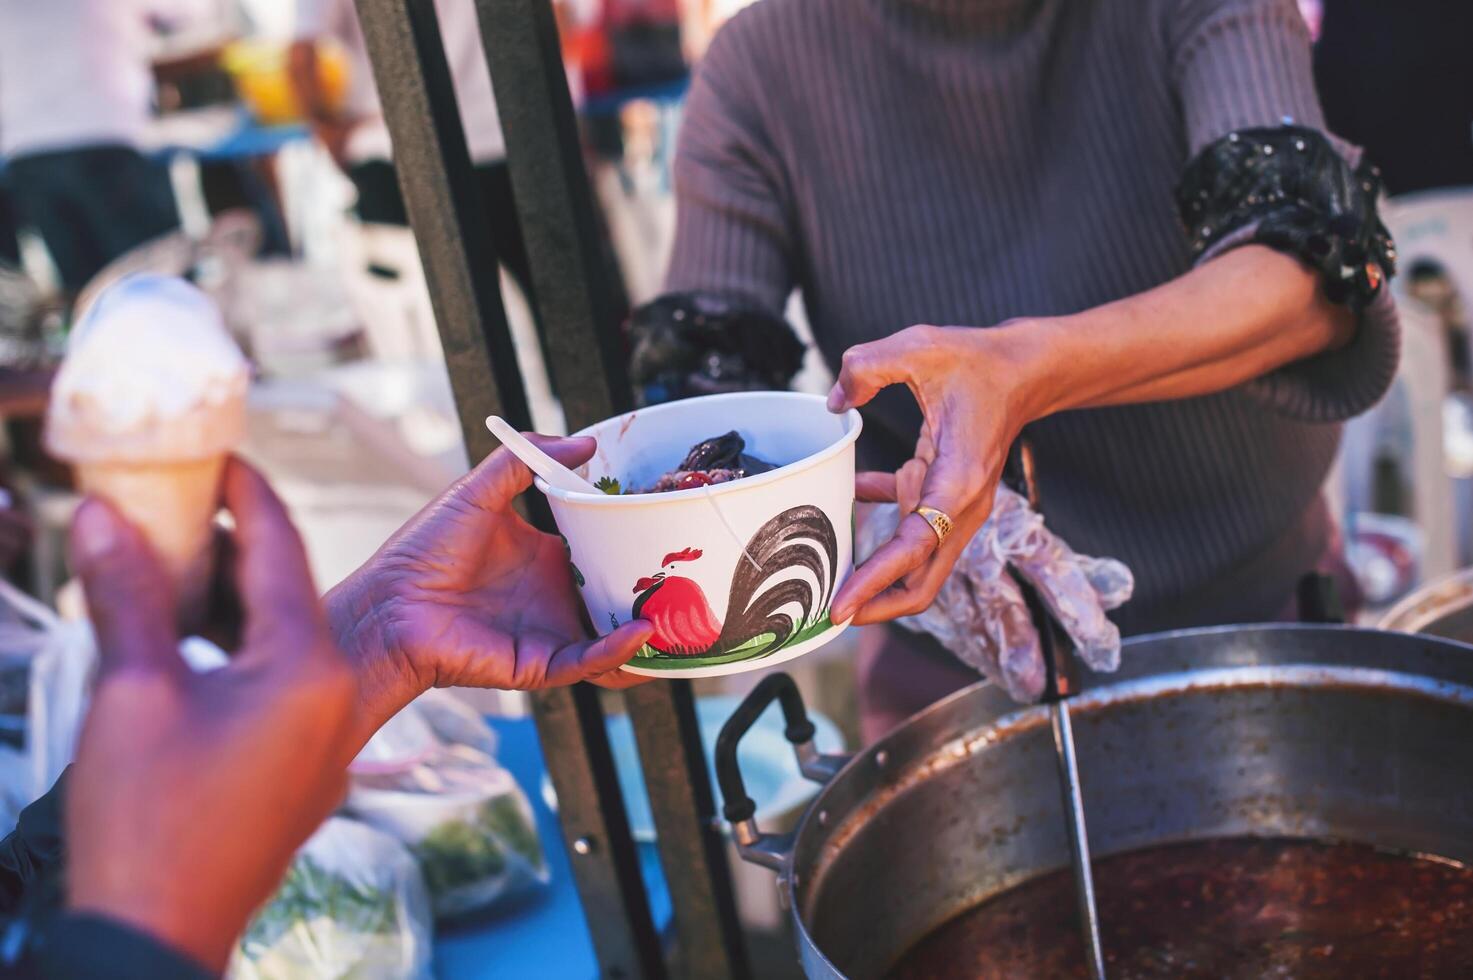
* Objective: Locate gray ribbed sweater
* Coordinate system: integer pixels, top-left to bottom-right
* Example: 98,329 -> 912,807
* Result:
664,0 -> 1400,634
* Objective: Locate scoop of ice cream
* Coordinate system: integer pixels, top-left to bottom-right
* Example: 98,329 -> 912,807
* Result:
46,275 -> 250,463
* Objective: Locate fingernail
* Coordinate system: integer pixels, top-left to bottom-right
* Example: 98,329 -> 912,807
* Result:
72,500 -> 117,562
550,435 -> 596,453
826,385 -> 846,413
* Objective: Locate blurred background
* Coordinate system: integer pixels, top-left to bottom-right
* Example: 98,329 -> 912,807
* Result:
0,0 -> 847,715
0,2 -> 844,973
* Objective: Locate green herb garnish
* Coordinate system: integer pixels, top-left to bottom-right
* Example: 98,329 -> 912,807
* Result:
594,476 -> 622,495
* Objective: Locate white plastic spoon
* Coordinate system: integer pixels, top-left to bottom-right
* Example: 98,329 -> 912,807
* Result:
484,415 -> 602,495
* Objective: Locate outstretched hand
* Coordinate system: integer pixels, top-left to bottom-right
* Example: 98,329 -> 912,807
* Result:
66,460 -> 357,974
829,325 -> 1038,625
328,436 -> 654,744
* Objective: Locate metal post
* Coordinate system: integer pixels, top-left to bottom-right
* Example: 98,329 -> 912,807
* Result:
626,682 -> 751,979
471,0 -> 632,424
351,0 -> 531,456
352,3 -> 665,977
472,1 -> 749,975
532,681 -> 668,980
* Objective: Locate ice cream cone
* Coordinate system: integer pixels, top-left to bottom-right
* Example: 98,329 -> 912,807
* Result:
44,275 -> 250,621
76,456 -> 227,612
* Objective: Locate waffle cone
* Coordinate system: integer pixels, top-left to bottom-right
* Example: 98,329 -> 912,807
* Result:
76,456 -> 226,612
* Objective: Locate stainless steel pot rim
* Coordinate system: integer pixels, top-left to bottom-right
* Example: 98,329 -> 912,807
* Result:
802,656 -> 1473,873
784,623 -> 1473,866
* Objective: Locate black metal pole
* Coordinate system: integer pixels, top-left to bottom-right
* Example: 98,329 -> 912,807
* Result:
352,3 -> 665,978
626,682 -> 752,979
471,0 -> 632,425
472,1 -> 750,975
352,0 -> 531,454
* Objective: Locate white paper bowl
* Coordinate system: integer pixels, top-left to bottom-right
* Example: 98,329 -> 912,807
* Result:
538,392 -> 862,678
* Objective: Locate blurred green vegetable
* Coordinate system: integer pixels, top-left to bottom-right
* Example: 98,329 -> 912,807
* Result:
411,796 -> 543,898
239,855 -> 397,963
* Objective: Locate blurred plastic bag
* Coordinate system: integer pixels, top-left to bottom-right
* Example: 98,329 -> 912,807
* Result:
411,689 -> 498,758
230,816 -> 432,980
856,485 -> 1133,703
347,696 -> 548,919
0,580 -> 96,825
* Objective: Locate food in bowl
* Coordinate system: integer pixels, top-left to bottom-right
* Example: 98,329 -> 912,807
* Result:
595,430 -> 778,494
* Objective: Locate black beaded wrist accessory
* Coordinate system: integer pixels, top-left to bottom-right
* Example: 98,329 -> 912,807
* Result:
626,291 -> 806,406
1177,126 -> 1397,311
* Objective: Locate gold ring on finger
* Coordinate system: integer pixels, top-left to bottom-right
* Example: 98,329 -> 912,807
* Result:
914,505 -> 954,545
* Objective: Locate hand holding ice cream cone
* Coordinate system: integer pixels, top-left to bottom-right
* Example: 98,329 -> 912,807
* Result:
45,275 -> 249,620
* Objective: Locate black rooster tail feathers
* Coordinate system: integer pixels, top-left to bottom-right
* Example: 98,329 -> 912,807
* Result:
716,505 -> 839,656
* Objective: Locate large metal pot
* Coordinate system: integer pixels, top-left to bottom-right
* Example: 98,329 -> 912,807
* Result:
715,625 -> 1473,978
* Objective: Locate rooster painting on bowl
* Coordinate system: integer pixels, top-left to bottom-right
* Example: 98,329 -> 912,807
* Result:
631,505 -> 838,659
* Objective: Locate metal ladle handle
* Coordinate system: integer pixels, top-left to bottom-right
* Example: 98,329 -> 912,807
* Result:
1004,440 -> 1107,980
1002,441 -> 1081,701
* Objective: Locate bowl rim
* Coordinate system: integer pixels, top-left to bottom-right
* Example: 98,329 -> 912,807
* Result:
535,391 -> 863,507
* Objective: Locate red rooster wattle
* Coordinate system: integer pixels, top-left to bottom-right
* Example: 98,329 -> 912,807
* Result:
630,506 -> 839,658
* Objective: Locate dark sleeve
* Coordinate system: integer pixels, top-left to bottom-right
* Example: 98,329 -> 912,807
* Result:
664,14 -> 796,316
0,771 -> 66,916
1167,0 -> 1400,422
0,773 -> 211,978
19,914 -> 214,980
626,292 -> 806,405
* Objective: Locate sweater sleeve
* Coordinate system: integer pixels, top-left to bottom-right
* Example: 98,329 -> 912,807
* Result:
1169,0 -> 1400,423
664,20 -> 797,317
0,772 -> 66,917
24,914 -> 214,980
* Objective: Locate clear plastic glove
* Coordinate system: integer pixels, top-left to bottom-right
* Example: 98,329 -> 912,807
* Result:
855,485 -> 1133,703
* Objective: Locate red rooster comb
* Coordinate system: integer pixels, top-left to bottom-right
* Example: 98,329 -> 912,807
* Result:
663,547 -> 703,566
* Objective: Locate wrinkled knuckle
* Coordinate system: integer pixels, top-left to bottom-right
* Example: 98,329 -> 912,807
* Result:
907,323 -> 940,344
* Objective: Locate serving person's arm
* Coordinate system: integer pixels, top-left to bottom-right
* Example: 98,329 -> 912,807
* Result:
830,0 -> 1400,625
828,242 -> 1365,623
837,243 -> 1358,427
1026,247 -> 1352,411
324,437 -> 654,752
